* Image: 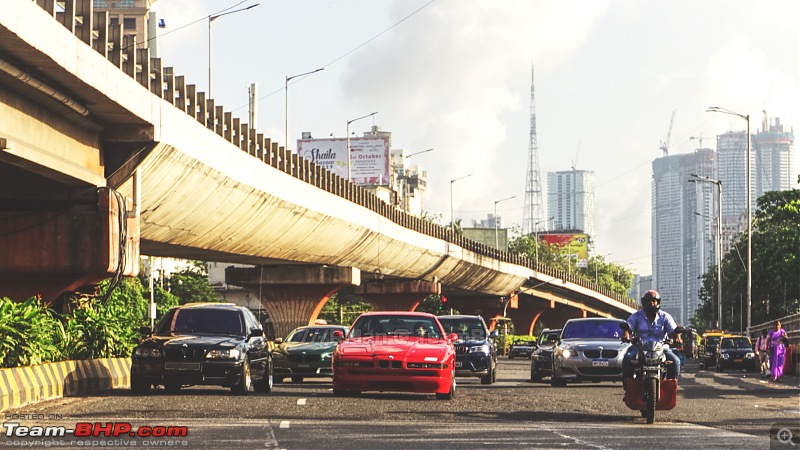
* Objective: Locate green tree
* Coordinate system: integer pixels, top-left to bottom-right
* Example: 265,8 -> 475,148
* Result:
166,260 -> 218,304
0,296 -> 61,368
695,185 -> 800,329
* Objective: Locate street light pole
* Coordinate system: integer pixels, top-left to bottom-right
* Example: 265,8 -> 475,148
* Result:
346,112 -> 378,182
285,68 -> 324,151
707,106 -> 750,334
403,148 -> 433,212
208,4 -> 259,98
690,173 -> 723,329
450,174 -> 474,233
493,195 -> 517,249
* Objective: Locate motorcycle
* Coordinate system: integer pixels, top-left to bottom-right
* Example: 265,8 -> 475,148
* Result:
620,322 -> 684,424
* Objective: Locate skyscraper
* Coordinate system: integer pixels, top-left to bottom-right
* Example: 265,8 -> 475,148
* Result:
651,149 -> 716,326
753,115 -> 795,195
546,170 -> 595,237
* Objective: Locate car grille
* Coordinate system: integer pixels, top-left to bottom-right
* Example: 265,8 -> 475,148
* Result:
164,348 -> 205,361
583,350 -> 618,359
378,360 -> 403,369
455,346 -> 468,355
288,354 -> 322,363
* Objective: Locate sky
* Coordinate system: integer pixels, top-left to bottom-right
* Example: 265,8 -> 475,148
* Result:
150,0 -> 799,276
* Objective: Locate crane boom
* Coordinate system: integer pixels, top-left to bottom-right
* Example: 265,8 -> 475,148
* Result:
659,109 -> 676,156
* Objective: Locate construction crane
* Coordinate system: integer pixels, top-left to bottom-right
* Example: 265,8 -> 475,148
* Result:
689,133 -> 706,149
659,109 -> 677,156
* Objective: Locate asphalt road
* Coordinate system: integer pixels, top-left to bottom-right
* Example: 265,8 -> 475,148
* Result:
2,358 -> 798,449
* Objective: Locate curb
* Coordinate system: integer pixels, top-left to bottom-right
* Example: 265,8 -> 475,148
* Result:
0,358 -> 131,412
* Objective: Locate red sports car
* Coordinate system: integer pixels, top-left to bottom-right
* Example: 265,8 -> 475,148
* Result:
332,311 -> 458,400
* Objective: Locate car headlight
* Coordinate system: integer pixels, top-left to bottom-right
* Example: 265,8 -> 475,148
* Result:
133,347 -> 162,358
560,348 -> 573,358
205,349 -> 241,359
469,344 -> 490,354
720,352 -> 730,360
321,351 -> 333,361
745,352 -> 755,359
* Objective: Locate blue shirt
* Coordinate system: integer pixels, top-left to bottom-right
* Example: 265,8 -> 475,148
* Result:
626,309 -> 678,343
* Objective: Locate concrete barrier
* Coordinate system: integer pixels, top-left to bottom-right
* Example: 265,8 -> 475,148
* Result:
0,358 -> 130,412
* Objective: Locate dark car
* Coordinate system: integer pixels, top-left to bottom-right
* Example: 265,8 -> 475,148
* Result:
437,315 -> 498,385
508,339 -> 536,359
130,303 -> 273,395
272,325 -> 349,383
529,328 -> 562,382
716,336 -> 757,372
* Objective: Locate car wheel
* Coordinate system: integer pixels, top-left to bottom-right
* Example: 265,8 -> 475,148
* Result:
480,362 -> 495,385
254,360 -> 273,393
231,358 -> 252,395
550,376 -> 567,387
130,374 -> 150,395
164,382 -> 181,393
436,375 -> 455,400
291,376 -> 304,383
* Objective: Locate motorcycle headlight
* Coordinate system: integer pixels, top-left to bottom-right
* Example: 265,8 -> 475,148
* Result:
133,347 -> 162,358
469,344 -> 490,354
206,349 -> 241,359
644,351 -> 662,365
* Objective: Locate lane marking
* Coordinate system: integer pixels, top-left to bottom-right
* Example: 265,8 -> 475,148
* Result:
297,398 -> 306,406
279,421 -> 290,429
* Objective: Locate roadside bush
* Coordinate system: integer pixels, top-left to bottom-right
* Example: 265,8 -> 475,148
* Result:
0,296 -> 61,368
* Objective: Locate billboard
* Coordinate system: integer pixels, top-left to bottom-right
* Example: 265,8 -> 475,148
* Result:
540,233 -> 589,267
296,137 -> 390,186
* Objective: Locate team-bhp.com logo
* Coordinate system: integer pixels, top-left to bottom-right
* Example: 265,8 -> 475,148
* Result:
4,422 -> 188,438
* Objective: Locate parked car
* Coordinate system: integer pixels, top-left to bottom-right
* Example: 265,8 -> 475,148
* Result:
332,311 -> 458,399
699,330 -> 732,369
437,315 -> 498,384
508,339 -> 536,359
550,318 -> 629,387
272,325 -> 349,383
530,328 -> 562,382
130,303 -> 273,395
715,336 -> 757,372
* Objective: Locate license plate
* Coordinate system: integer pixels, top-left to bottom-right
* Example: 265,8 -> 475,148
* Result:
733,358 -> 742,362
165,362 -> 200,371
592,360 -> 609,367
455,361 -> 463,368
297,364 -> 310,368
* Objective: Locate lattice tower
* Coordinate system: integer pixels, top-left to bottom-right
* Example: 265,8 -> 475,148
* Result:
523,65 -> 545,235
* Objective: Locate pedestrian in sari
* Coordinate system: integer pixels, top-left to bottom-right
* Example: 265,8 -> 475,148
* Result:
768,320 -> 788,382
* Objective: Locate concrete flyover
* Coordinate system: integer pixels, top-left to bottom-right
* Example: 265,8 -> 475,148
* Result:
0,0 -> 636,336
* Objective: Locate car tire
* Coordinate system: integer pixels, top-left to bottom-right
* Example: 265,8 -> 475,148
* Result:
130,374 -> 150,395
550,377 -> 566,387
480,362 -> 495,385
231,358 -> 252,395
436,375 -> 455,400
291,376 -> 304,383
254,360 -> 273,393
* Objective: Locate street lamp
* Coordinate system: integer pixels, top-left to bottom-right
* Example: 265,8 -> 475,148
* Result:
208,3 -> 259,98
533,216 -> 553,264
402,148 -> 434,212
346,112 -> 378,182
493,195 -> 517,249
285,68 -> 324,151
449,174 -> 474,232
707,106 -> 750,334
690,173 -> 723,330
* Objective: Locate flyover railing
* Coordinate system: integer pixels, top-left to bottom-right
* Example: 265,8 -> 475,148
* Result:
28,0 -> 636,311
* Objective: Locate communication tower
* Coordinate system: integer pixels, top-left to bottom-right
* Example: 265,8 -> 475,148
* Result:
523,65 -> 546,235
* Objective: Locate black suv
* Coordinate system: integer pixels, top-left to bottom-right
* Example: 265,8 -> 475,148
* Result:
529,328 -> 562,382
438,315 -> 498,384
131,303 -> 273,395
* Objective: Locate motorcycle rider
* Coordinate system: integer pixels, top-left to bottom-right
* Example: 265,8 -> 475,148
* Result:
621,290 -> 683,386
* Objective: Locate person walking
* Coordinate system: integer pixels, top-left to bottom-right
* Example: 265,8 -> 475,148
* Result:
767,320 -> 789,382
754,329 -> 770,378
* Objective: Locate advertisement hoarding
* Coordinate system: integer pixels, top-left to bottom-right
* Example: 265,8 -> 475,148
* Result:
296,137 -> 390,186
540,233 -> 589,267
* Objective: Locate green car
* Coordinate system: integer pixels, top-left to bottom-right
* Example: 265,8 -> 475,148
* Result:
272,325 -> 349,383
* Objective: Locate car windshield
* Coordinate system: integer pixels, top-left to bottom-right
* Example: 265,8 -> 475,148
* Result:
155,308 -> 244,336
721,337 -> 751,349
438,318 -> 486,340
349,315 -> 442,339
561,320 -> 622,340
286,327 -> 344,343
706,336 -> 722,347
538,332 -> 560,345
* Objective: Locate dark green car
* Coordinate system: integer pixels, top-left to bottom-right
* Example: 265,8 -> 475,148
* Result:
272,325 -> 349,383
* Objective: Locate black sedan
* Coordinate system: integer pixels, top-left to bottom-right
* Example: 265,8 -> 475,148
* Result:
508,340 -> 536,359
529,328 -> 562,382
272,325 -> 348,383
130,303 -> 273,395
716,336 -> 757,372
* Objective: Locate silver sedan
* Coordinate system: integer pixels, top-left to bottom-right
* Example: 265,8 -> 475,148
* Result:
550,318 -> 631,386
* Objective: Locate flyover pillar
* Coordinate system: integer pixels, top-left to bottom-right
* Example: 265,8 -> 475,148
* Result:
226,265 -> 360,339
361,280 -> 441,311
0,188 -> 139,307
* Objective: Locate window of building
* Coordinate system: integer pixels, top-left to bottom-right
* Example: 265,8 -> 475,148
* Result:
123,17 -> 137,30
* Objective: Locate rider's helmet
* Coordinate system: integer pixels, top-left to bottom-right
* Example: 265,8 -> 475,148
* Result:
641,290 -> 661,314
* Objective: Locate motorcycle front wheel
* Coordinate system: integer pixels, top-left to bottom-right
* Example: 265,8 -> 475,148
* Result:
644,378 -> 657,424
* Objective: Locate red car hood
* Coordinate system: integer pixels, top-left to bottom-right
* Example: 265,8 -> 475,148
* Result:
338,336 -> 449,360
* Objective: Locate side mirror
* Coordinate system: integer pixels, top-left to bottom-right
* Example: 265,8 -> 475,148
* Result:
489,330 -> 499,339
333,330 -> 344,342
139,326 -> 152,336
448,332 -> 460,343
249,327 -> 264,338
274,337 -> 283,345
